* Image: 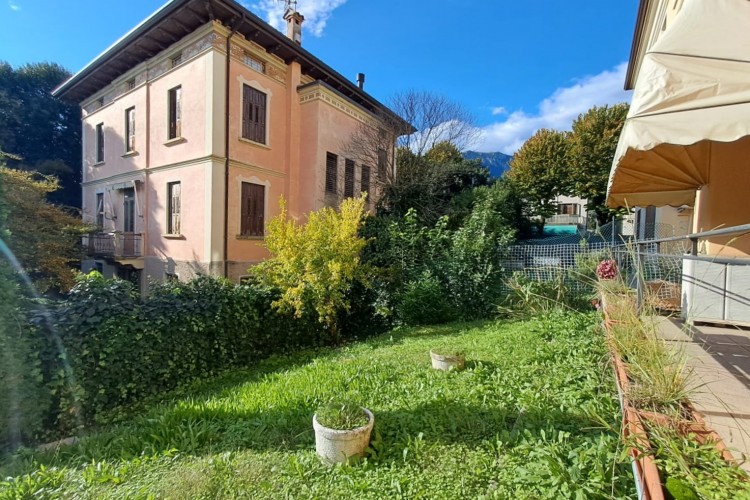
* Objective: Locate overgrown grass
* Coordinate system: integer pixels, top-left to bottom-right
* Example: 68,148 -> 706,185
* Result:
0,313 -> 635,499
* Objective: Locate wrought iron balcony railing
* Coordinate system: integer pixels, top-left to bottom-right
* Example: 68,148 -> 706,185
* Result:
84,232 -> 143,258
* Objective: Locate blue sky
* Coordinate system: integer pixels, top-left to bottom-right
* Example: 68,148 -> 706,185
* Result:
1,0 -> 636,154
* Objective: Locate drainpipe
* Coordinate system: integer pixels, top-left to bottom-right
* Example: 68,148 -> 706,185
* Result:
223,19 -> 242,278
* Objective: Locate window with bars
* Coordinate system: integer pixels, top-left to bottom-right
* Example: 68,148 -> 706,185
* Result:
125,107 -> 136,152
325,152 -> 338,194
360,165 -> 371,197
95,123 -> 105,163
167,182 -> 181,235
170,53 -> 182,68
243,52 -> 266,73
127,78 -> 136,91
344,159 -> 355,198
241,182 -> 265,237
242,85 -> 267,144
168,86 -> 182,140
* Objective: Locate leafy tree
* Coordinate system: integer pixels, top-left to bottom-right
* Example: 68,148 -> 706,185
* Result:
423,140 -> 464,165
253,196 -> 369,343
567,103 -> 629,225
448,178 -> 534,238
507,129 -> 570,226
0,62 -> 81,207
378,143 -> 490,225
0,164 -> 89,293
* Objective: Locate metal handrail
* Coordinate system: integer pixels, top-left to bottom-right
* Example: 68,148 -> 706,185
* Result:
634,223 -> 750,248
626,223 -> 750,311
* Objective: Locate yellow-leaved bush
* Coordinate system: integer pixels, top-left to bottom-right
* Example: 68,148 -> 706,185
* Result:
253,195 -> 369,343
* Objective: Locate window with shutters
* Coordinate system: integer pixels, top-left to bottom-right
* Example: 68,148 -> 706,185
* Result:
325,152 -> 338,194
377,148 -> 387,179
242,84 -> 267,144
167,182 -> 181,235
344,159 -> 355,198
240,182 -> 265,237
95,123 -> 105,163
168,86 -> 182,140
360,165 -> 371,196
125,107 -> 136,152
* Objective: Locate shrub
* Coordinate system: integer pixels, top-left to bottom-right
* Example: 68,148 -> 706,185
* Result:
443,199 -> 514,317
362,199 -> 514,324
253,196 -> 369,343
396,271 -> 456,325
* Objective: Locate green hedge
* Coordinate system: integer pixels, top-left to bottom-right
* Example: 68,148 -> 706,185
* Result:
0,264 -> 50,451
13,273 -> 344,443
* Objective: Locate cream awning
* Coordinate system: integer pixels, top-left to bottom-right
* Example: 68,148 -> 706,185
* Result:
607,0 -> 750,208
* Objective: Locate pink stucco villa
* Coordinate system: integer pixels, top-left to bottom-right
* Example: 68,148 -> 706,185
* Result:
53,0 -> 408,289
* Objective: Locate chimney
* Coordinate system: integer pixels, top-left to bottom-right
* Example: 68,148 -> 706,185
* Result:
356,73 -> 365,90
284,7 -> 304,45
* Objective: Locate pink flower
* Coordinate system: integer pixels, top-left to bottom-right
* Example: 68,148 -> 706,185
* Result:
596,259 -> 617,280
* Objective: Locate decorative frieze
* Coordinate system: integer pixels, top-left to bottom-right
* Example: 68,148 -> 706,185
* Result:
299,85 -> 378,127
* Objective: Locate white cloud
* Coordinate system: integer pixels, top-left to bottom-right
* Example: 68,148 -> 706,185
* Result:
490,106 -> 507,116
476,62 -> 632,154
247,0 -> 347,37
8,1 -> 20,11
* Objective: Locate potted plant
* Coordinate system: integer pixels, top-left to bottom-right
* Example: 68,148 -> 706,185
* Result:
312,402 -> 374,464
429,349 -> 466,371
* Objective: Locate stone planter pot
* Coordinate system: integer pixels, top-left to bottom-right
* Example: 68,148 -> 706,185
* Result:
429,350 -> 466,371
313,408 -> 374,464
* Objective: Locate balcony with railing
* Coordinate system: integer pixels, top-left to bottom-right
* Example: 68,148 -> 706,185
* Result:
547,214 -> 586,226
84,232 -> 143,259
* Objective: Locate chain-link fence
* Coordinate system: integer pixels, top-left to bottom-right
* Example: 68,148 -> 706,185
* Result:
502,220 -> 686,311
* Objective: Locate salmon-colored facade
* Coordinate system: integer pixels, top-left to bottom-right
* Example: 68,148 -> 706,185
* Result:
56,1 -> 403,289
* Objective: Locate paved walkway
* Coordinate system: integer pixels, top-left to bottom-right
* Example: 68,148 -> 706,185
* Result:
656,316 -> 750,471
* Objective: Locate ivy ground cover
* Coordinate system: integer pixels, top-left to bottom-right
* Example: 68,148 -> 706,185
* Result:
1,312 -> 635,498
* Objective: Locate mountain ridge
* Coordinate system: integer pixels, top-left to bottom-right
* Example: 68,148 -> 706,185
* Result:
463,151 -> 513,178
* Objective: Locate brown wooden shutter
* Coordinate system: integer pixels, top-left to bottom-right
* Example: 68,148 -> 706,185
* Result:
377,148 -> 387,179
252,183 -> 264,235
325,153 -> 338,194
241,182 -> 265,236
242,86 -> 267,144
360,165 -> 370,196
254,89 -> 266,143
241,183 -> 251,235
242,85 -> 252,140
344,159 -> 355,198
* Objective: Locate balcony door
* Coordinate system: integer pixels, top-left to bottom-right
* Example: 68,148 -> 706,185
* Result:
123,187 -> 136,256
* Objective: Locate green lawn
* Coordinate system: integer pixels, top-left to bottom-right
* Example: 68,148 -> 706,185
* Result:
1,312 -> 635,499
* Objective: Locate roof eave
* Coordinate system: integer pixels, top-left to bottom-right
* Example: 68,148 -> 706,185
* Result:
624,0 -> 651,91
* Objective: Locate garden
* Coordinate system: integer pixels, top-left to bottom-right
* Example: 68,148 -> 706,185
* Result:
1,313 -> 636,498
1,144 -> 748,498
